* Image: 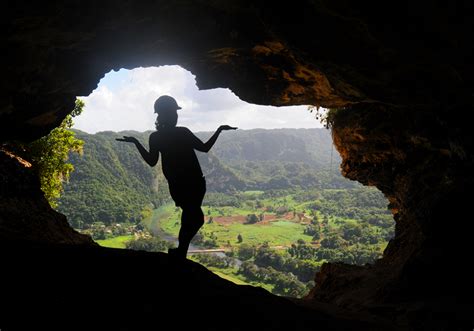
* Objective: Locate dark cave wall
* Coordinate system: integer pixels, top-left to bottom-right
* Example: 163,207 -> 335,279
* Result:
0,150 -> 94,245
2,1 -> 474,324
308,104 -> 473,314
2,1 -> 354,141
3,1 -> 472,141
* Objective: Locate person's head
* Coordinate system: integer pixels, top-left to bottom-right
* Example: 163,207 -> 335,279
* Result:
154,95 -> 181,129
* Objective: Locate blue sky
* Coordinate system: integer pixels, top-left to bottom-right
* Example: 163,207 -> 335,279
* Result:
74,66 -> 323,133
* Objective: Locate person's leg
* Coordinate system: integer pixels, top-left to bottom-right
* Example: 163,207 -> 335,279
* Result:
175,205 -> 204,258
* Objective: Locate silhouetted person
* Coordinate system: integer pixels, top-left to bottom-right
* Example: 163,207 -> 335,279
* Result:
117,95 -> 237,260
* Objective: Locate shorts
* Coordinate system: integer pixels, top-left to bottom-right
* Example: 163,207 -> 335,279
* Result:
168,176 -> 206,208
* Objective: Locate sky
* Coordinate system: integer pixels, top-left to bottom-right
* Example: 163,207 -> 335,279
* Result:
74,66 -> 323,133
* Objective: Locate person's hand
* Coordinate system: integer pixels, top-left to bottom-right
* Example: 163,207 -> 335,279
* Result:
115,136 -> 139,144
218,125 -> 238,131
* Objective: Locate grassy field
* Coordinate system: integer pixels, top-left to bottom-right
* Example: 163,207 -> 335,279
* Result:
203,220 -> 313,247
95,235 -> 134,248
155,203 -> 314,248
153,190 -> 314,243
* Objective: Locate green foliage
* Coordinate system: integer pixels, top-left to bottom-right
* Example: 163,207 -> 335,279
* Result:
193,254 -> 234,268
304,221 -> 321,237
238,261 -> 308,298
20,99 -> 85,208
245,213 -> 259,224
191,230 -> 218,248
203,192 -> 242,207
237,243 -> 257,260
57,130 -> 170,227
307,107 -> 342,129
320,233 -> 346,249
125,237 -> 174,252
288,240 -> 317,260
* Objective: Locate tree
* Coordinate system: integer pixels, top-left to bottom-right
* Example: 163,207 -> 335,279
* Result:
255,244 -> 285,270
341,223 -> 363,243
237,243 -> 256,260
126,237 -> 174,252
246,213 -> 259,224
320,233 -> 345,249
93,228 -> 106,240
304,222 -> 321,238
238,261 -> 259,280
21,99 -> 84,208
288,240 -> 317,260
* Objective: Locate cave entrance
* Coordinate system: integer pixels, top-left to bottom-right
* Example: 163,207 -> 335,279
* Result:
58,65 -> 393,298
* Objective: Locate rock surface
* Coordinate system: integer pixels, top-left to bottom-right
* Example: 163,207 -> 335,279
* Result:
307,105 -> 473,328
0,241 -> 390,331
0,149 -> 94,245
3,2 -> 472,141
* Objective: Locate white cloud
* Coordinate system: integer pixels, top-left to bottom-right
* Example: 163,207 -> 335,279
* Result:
74,66 -> 323,133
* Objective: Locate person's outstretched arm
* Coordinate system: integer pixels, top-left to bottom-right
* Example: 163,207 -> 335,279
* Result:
193,125 -> 237,153
116,133 -> 159,166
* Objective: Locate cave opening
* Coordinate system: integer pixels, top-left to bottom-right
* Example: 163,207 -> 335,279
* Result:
3,2 -> 473,329
55,65 -> 394,298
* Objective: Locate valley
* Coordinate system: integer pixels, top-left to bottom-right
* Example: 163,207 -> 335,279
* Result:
59,128 -> 394,297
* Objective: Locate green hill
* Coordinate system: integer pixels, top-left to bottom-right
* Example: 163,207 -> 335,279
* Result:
58,128 -> 356,227
200,128 -> 334,167
195,128 -> 355,190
